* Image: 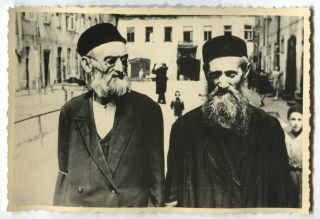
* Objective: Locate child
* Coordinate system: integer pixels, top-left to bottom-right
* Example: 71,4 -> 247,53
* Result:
170,91 -> 184,118
284,104 -> 303,207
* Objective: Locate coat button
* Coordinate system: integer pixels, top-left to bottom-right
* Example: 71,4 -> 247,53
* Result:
111,189 -> 116,194
78,186 -> 83,193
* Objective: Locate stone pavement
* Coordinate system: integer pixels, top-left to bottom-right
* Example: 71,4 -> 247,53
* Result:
13,81 -> 291,126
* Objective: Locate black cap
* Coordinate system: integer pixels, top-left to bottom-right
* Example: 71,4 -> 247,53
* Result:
202,35 -> 247,64
77,23 -> 126,56
287,104 -> 303,119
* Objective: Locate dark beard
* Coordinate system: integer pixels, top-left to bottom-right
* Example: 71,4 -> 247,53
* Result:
201,83 -> 252,138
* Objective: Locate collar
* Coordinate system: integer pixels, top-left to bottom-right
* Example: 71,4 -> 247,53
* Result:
93,92 -> 116,106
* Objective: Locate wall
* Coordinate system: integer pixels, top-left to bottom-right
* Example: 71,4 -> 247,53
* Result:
256,16 -> 304,94
14,12 -> 116,91
117,15 -> 255,81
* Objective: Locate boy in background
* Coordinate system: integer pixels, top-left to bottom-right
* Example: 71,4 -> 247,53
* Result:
170,91 -> 184,118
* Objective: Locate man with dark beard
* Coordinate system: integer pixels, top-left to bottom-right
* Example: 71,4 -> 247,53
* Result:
53,23 -> 165,207
165,35 -> 292,208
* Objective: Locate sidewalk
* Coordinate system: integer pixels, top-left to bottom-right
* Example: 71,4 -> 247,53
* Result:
14,86 -> 85,122
13,81 -> 291,124
244,88 -> 290,127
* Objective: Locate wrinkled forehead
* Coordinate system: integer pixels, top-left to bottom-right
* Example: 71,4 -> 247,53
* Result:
90,41 -> 127,58
208,56 -> 242,72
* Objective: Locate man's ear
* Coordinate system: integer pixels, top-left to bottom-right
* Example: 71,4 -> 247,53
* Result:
81,56 -> 93,73
243,63 -> 251,78
202,63 -> 209,80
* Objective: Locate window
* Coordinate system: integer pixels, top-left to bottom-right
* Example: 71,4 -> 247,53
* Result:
183,26 -> 193,42
203,26 -> 212,41
66,14 -> 75,31
23,12 -> 36,21
274,42 -> 279,54
267,44 -> 271,56
224,25 -> 232,36
164,27 -> 172,42
67,48 -> 71,75
244,25 -> 253,40
55,13 -> 61,29
88,16 -> 92,27
281,37 -> 285,53
76,16 -> 84,33
145,27 -> 153,42
43,13 -> 51,25
127,27 -> 135,42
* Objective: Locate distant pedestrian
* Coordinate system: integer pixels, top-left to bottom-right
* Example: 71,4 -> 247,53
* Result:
152,63 -> 168,104
247,68 -> 257,90
272,66 -> 283,101
170,91 -> 184,118
284,104 -> 303,207
138,68 -> 144,82
257,69 -> 271,107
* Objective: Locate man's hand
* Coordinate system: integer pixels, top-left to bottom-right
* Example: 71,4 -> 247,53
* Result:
165,201 -> 177,207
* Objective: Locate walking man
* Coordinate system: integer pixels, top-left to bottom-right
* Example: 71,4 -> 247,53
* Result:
165,35 -> 292,208
54,23 -> 165,207
152,63 -> 168,104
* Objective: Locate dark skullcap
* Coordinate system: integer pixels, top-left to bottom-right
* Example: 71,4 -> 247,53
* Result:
77,23 -> 126,56
202,35 -> 248,64
287,104 -> 303,119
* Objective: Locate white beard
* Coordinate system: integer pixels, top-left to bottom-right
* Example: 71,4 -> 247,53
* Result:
90,70 -> 131,98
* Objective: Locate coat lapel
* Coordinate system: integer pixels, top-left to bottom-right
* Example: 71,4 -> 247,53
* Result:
202,123 -> 250,187
74,93 -> 116,188
108,93 -> 136,174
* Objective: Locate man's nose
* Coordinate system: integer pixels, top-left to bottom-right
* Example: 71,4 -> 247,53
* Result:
114,58 -> 124,72
216,74 -> 229,88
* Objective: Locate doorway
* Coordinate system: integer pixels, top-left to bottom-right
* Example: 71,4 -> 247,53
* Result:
285,35 -> 297,99
25,47 -> 30,89
129,58 -> 151,80
57,47 -> 62,83
43,50 -> 51,87
177,45 -> 200,81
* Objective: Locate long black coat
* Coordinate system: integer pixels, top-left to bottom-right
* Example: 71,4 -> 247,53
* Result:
165,106 -> 292,208
152,66 -> 168,94
53,90 -> 165,207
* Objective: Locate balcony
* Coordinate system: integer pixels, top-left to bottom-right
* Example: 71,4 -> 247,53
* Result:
177,41 -> 197,49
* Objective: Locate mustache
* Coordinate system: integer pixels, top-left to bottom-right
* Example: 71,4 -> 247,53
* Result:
100,71 -> 127,86
209,85 -> 241,101
93,65 -> 127,80
110,71 -> 125,79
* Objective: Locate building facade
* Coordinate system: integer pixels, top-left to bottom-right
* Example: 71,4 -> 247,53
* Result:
13,12 -> 116,91
254,16 -> 304,101
117,15 -> 256,81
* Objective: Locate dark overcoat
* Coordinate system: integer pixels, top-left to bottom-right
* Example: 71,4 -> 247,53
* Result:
152,67 -> 168,94
53,90 -> 165,207
165,106 -> 292,208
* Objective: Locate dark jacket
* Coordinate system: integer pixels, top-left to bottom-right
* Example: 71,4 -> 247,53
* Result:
170,98 -> 184,117
152,66 -> 168,94
165,106 -> 292,208
54,90 -> 165,207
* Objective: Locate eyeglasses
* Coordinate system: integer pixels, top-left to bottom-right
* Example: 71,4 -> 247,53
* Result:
88,54 -> 129,69
104,54 -> 129,67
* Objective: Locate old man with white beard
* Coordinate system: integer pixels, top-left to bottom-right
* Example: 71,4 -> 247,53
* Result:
54,23 -> 165,207
165,35 -> 292,208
